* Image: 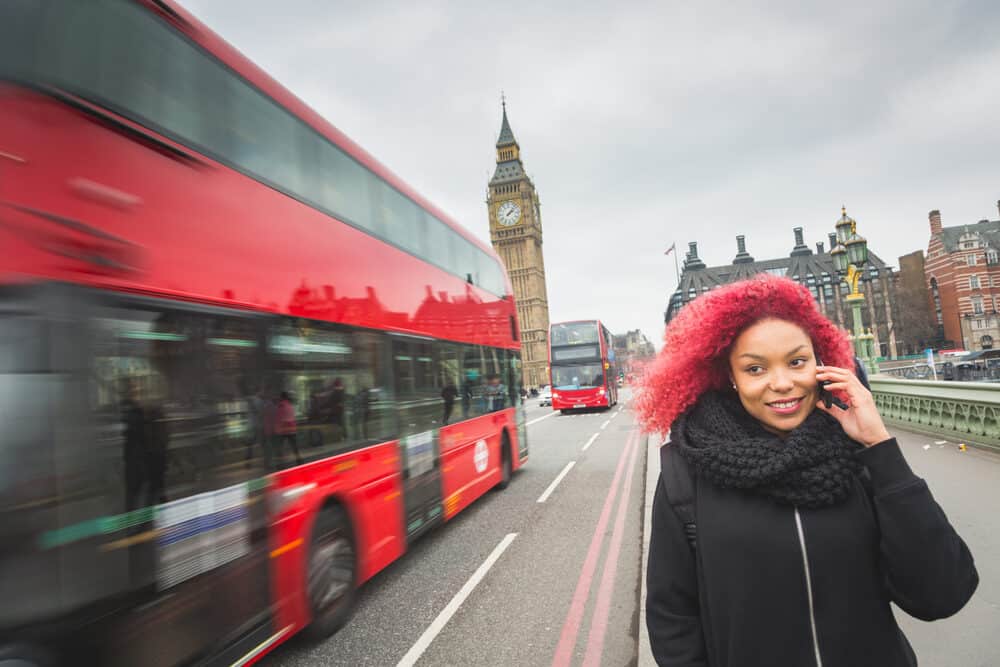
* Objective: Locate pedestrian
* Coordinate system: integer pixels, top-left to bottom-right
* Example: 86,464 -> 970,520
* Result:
639,274 -> 978,667
275,391 -> 303,465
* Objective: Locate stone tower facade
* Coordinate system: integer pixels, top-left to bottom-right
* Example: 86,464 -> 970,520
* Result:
487,102 -> 551,388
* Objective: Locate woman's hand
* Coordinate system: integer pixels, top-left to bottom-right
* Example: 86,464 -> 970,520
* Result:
815,366 -> 892,448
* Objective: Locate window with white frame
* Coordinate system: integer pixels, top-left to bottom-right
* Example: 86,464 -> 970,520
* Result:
971,275 -> 981,289
988,249 -> 998,264
973,296 -> 984,314
968,254 -> 977,265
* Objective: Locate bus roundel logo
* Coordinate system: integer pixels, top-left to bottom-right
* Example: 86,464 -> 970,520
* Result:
474,439 -> 489,474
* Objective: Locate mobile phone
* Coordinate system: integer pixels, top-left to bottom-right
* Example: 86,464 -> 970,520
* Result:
816,357 -> 849,410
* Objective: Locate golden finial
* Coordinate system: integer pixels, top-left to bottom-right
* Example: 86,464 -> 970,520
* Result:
842,205 -> 847,217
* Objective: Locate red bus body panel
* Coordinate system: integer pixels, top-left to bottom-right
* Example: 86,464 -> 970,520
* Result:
551,387 -> 611,410
0,3 -> 525,656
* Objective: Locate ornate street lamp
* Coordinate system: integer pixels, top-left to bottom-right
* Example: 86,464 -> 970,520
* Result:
831,206 -> 877,374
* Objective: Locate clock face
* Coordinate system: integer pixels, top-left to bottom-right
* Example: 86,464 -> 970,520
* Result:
497,201 -> 522,226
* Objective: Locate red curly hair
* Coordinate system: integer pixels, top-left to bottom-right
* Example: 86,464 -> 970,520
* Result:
636,274 -> 854,434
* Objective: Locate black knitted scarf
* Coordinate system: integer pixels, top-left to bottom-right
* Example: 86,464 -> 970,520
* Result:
672,391 -> 864,508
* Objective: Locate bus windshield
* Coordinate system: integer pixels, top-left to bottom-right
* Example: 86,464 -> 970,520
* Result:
552,364 -> 604,390
550,322 -> 599,346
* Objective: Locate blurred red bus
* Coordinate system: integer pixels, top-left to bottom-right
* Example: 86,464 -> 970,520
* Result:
548,320 -> 618,412
0,1 -> 527,665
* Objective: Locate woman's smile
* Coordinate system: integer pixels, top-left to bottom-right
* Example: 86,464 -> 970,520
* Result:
766,396 -> 805,415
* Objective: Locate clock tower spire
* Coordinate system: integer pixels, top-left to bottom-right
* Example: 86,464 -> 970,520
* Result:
487,101 -> 551,389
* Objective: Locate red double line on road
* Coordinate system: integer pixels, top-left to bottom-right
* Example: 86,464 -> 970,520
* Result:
551,428 -> 639,667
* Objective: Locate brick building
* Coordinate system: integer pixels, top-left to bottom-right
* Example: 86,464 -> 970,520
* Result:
666,214 -> 903,358
894,250 -> 938,355
924,203 -> 1000,351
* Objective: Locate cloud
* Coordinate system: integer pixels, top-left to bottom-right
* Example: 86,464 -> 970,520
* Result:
180,0 -> 1000,349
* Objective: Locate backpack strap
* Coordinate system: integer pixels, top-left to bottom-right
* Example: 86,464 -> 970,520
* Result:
660,439 -> 697,550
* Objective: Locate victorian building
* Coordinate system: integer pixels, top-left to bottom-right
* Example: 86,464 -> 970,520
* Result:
666,210 -> 902,358
613,329 -> 656,376
924,202 -> 1000,351
486,102 -> 551,387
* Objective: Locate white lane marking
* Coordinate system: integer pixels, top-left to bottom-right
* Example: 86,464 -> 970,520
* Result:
537,461 -> 577,503
610,411 -> 619,420
581,433 -> 600,452
600,420 -> 610,430
396,533 -> 518,667
527,411 -> 558,426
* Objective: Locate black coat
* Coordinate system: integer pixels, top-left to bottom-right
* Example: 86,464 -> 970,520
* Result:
646,438 -> 978,666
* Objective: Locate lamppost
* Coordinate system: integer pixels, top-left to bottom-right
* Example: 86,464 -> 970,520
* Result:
830,206 -> 878,374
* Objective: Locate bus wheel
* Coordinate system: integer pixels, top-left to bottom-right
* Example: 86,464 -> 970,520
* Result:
497,433 -> 513,490
303,506 -> 357,640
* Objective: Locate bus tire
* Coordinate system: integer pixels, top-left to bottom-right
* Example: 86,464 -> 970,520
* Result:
303,505 -> 357,640
496,432 -> 513,490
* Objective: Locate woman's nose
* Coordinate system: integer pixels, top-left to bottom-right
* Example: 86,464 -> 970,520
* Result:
769,370 -> 794,392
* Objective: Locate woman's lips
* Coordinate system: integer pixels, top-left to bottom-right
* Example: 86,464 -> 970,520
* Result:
766,397 -> 804,415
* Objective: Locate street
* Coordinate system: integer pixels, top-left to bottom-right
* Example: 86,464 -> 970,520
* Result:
264,395 -> 1000,667
266,395 -> 644,667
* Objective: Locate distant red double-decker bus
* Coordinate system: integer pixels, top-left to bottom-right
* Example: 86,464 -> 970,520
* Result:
0,1 -> 527,665
548,320 -> 618,412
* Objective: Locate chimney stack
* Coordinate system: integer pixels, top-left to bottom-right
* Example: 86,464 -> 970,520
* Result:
791,227 -> 812,256
685,241 -> 706,270
828,232 -> 837,249
734,235 -> 755,263
929,210 -> 942,235
817,242 -> 825,254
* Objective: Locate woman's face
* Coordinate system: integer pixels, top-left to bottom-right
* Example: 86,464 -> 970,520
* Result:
728,318 -> 819,436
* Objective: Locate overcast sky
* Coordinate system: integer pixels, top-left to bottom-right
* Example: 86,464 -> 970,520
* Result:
182,0 -> 1000,349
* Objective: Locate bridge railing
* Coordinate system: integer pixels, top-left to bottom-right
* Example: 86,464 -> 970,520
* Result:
870,376 -> 1000,452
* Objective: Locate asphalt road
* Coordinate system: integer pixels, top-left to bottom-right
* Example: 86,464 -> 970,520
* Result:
266,393 -> 644,667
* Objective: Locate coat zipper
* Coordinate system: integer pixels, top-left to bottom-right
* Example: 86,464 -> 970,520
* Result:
794,508 -> 823,667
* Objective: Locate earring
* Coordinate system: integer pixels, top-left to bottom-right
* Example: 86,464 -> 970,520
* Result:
731,381 -> 737,390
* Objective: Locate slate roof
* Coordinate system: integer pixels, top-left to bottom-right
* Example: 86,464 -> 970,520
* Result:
939,219 -> 1000,252
666,237 -> 892,322
490,159 -> 526,185
497,104 -> 517,147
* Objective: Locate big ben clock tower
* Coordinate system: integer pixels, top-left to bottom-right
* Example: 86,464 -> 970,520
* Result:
487,100 -> 551,389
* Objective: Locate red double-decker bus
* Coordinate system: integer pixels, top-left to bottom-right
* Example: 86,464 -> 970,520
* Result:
0,1 -> 527,665
548,320 -> 618,412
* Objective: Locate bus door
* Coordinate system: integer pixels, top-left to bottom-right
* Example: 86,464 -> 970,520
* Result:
391,337 -> 443,542
86,295 -> 274,666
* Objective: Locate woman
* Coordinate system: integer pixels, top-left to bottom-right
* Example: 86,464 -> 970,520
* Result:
639,275 -> 977,667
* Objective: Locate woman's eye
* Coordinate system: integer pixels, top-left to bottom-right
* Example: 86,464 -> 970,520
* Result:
790,358 -> 806,367
746,365 -> 764,375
